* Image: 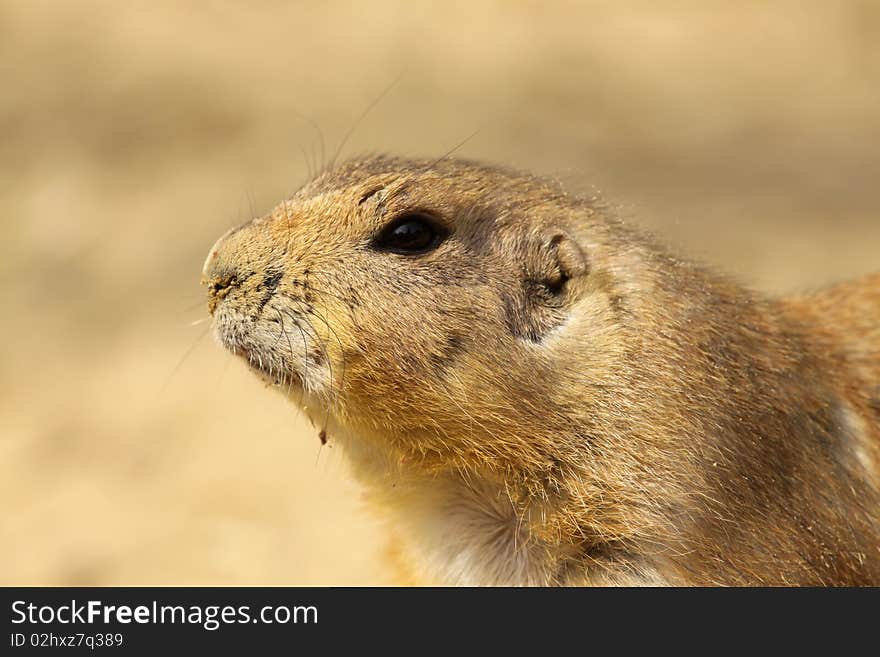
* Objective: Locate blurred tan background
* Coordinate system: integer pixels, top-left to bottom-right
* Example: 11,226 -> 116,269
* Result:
2,0 -> 879,585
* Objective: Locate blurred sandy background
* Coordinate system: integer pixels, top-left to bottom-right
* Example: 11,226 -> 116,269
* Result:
2,0 -> 879,585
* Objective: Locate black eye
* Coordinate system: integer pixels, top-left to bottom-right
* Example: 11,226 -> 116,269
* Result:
372,213 -> 447,255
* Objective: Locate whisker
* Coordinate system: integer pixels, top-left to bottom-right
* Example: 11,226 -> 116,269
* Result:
301,315 -> 335,392
280,283 -> 355,309
277,307 -> 315,408
180,298 -> 210,314
422,127 -> 482,172
274,308 -> 300,397
286,267 -> 364,306
330,71 -> 405,170
315,439 -> 324,467
291,109 -> 327,177
161,326 -> 211,394
278,282 -> 366,353
288,312 -> 311,407
299,144 -> 313,182
293,311 -> 338,430
210,351 -> 233,402
305,305 -> 353,435
305,305 -> 348,392
246,190 -> 258,223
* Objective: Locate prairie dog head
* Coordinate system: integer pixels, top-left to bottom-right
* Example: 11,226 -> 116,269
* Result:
202,155 -> 629,474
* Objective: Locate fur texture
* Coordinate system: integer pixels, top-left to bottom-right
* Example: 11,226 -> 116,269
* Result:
203,155 -> 880,585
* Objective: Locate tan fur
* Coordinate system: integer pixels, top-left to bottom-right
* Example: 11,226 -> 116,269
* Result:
203,155 -> 880,586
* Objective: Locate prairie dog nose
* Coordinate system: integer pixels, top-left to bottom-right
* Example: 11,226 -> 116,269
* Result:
202,227 -> 243,314
202,226 -> 239,279
205,272 -> 240,315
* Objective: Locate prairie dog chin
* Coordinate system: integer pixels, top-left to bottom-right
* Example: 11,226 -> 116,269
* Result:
203,154 -> 880,586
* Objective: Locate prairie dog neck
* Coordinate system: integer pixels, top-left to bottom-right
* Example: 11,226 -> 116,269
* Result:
328,420 -> 668,587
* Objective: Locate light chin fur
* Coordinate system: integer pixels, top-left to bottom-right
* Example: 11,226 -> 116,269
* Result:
213,307 -> 334,399
308,416 -> 666,586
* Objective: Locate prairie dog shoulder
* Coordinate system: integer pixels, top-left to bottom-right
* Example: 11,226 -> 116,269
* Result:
203,154 -> 880,585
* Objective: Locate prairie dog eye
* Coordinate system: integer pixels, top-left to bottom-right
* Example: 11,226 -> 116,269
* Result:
372,213 -> 448,255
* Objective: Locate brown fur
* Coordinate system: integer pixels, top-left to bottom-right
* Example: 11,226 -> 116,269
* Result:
203,155 -> 880,585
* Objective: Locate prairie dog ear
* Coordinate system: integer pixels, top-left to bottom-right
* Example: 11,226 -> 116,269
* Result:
527,230 -> 588,295
504,229 -> 588,342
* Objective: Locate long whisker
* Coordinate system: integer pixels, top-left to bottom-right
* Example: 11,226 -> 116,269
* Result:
291,109 -> 327,177
246,190 -> 258,223
278,307 -> 327,408
274,308 -> 302,400
289,309 -> 339,430
161,326 -> 211,394
280,283 -> 356,309
299,144 -> 313,182
180,297 -> 211,314
305,304 -> 348,395
422,127 -> 482,172
300,314 -> 336,400
278,281 -> 366,350
310,326 -> 335,434
330,71 -> 405,170
286,310 -> 311,408
285,267 -> 364,306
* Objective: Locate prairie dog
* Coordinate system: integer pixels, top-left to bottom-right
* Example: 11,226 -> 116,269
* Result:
203,155 -> 880,585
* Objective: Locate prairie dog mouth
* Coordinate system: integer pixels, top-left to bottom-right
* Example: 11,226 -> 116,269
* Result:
211,308 -> 328,398
235,342 -> 301,388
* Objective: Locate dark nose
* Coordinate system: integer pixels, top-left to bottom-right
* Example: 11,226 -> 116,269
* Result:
206,274 -> 239,314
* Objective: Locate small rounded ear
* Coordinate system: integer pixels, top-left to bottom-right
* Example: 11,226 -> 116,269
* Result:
505,230 -> 589,342
529,231 -> 589,295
